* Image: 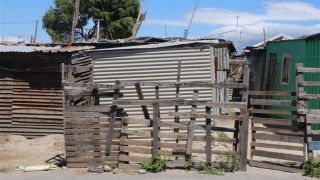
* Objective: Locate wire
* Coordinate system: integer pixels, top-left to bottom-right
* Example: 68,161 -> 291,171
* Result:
0,21 -> 36,24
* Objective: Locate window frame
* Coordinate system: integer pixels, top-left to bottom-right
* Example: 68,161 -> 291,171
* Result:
281,53 -> 291,85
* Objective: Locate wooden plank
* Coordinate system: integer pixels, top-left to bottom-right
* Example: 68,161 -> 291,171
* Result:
298,109 -> 320,114
118,163 -> 142,171
249,160 -> 302,173
66,105 -> 110,112
186,90 -> 198,157
297,67 -> 320,73
114,99 -> 247,108
152,86 -> 160,158
248,91 -> 294,97
65,65 -> 92,73
252,127 -> 304,136
120,81 -> 247,89
298,93 -> 320,99
307,114 -> 320,123
63,82 -> 124,91
106,80 -> 120,156
252,133 -> 304,143
205,106 -> 212,165
119,154 -> 150,163
299,81 -> 320,87
252,150 -> 305,162
168,112 -> 243,121
251,117 -> 295,126
250,99 -> 295,106
251,142 -> 304,151
135,83 -> 150,120
174,60 -> 181,142
251,109 -> 296,115
308,141 -> 320,150
120,146 -> 172,156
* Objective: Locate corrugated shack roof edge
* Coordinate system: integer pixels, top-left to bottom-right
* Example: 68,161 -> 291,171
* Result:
0,45 -> 94,54
89,40 -> 236,53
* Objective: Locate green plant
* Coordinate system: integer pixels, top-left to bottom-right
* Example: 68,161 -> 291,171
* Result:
198,165 -> 224,175
218,155 -> 240,172
0,167 -> 11,173
185,157 -> 193,171
142,156 -> 167,173
303,158 -> 320,178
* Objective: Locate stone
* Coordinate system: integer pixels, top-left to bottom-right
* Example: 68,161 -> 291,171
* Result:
87,166 -> 104,173
104,165 -> 112,172
62,166 -> 68,170
112,168 -> 119,174
138,169 -> 147,174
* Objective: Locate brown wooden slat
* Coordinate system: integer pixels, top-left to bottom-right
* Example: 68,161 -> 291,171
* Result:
249,160 -> 302,173
252,150 -> 304,162
252,133 -> 304,143
251,142 -> 304,151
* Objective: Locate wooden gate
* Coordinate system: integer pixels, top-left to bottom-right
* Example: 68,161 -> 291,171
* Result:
296,63 -> 320,159
113,70 -> 250,171
63,81 -> 124,168
248,91 -> 305,173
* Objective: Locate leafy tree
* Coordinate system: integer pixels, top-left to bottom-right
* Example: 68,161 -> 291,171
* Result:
43,0 -> 142,43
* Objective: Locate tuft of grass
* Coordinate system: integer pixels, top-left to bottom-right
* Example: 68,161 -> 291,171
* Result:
142,156 -> 167,173
218,155 -> 240,172
198,165 -> 224,175
303,158 -> 320,178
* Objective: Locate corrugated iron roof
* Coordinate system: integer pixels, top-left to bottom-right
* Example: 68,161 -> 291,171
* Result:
0,45 -> 94,53
90,40 -> 221,52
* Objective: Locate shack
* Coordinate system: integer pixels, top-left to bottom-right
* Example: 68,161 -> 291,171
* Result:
90,40 -> 236,117
262,33 -> 320,109
0,45 -> 93,138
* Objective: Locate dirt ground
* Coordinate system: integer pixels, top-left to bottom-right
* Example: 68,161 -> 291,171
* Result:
0,134 -> 65,170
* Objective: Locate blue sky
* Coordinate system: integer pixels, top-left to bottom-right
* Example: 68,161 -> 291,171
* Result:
1,0 -> 320,49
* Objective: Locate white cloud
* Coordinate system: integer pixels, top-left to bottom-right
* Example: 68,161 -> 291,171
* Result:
0,36 -> 25,42
144,19 -> 188,27
191,1 -> 320,26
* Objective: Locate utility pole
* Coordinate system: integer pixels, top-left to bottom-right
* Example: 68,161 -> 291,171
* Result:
33,20 -> 38,45
71,0 -> 80,44
131,0 -> 145,39
165,24 -> 167,38
235,16 -> 240,40
184,0 -> 199,39
94,19 -> 104,42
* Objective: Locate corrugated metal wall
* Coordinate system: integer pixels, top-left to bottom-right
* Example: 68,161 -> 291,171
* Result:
92,45 -> 230,121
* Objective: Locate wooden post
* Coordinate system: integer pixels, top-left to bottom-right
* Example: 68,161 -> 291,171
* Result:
296,63 -> 311,160
205,106 -> 212,165
135,83 -> 150,120
106,80 -> 120,156
186,90 -> 198,159
239,64 -> 250,171
174,60 -> 181,137
152,86 -> 160,158
92,88 -> 100,105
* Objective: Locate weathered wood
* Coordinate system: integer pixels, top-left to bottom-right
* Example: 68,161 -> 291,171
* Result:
252,133 -> 304,143
250,99 -> 295,106
298,93 -> 320,99
251,142 -> 304,151
252,150 -> 305,162
251,109 -> 297,115
249,160 -> 303,173
297,67 -> 320,73
251,117 -> 296,126
248,91 -> 294,96
135,83 -> 150,120
120,81 -> 248,89
229,60 -> 250,65
307,114 -> 320,123
298,109 -> 320,114
119,154 -> 150,163
174,60 -> 181,143
168,112 -> 244,121
65,105 -> 110,112
186,90 -> 198,157
152,86 -> 160,158
114,99 -> 247,108
252,127 -> 304,136
63,82 -> 124,90
106,80 -> 120,156
65,65 -> 92,73
205,106 -> 212,165
299,81 -> 320,87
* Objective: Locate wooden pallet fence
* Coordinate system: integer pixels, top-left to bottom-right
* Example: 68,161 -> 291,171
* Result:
296,63 -> 320,159
115,75 -> 250,171
248,90 -> 305,173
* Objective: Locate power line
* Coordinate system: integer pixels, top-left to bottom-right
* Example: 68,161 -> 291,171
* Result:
0,21 -> 36,24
